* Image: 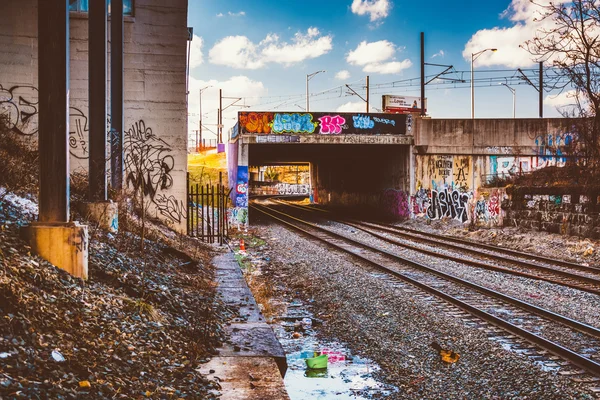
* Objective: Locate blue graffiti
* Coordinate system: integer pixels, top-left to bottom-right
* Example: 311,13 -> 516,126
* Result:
353,114 -> 375,129
372,116 -> 396,126
271,113 -> 317,134
534,132 -> 575,164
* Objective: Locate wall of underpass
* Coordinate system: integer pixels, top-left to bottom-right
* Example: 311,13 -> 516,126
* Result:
412,118 -> 579,227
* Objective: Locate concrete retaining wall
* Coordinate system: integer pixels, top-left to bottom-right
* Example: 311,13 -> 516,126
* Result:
0,0 -> 189,232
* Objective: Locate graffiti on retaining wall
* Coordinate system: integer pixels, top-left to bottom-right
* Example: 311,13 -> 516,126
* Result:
426,189 -> 470,222
411,187 -> 431,215
473,189 -> 503,225
229,207 -> 248,229
0,85 -> 38,136
534,132 -> 575,166
422,155 -> 472,192
276,183 -> 311,195
381,189 -> 410,219
238,111 -> 407,136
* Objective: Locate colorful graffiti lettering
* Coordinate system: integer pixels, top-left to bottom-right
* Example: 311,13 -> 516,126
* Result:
411,188 -> 430,215
372,116 -> 395,126
235,166 -> 249,208
271,113 -> 317,134
318,115 -> 346,134
276,183 -> 311,195
534,132 -> 575,166
239,112 -> 273,134
352,114 -> 375,129
381,189 -> 410,219
426,189 -> 470,222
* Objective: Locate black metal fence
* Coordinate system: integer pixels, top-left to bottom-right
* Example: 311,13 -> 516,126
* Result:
187,172 -> 231,245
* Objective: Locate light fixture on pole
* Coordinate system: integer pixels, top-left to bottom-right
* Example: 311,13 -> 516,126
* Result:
499,82 -> 515,119
306,70 -> 325,112
471,48 -> 497,119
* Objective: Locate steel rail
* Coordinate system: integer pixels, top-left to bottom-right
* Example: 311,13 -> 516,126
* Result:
251,202 -> 600,376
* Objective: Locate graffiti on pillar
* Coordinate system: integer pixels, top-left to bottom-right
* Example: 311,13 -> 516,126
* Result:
271,113 -> 318,134
426,189 -> 470,222
473,189 -> 504,225
235,166 -> 249,207
154,194 -> 187,224
318,115 -> 346,134
381,189 -> 410,219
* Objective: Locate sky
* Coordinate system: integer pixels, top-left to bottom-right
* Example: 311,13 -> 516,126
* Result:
186,0 -> 576,142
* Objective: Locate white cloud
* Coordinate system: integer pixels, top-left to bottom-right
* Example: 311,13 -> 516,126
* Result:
217,11 -> 245,17
346,40 -> 411,74
335,70 -> 351,80
209,28 -> 333,69
462,0 -> 571,68
351,0 -> 391,22
187,76 -> 267,141
544,90 -> 579,107
189,35 -> 203,69
431,50 -> 445,59
336,101 -> 377,112
208,36 -> 263,69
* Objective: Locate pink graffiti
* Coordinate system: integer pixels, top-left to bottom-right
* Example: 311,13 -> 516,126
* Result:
318,115 -> 345,134
382,189 -> 410,219
487,191 -> 500,217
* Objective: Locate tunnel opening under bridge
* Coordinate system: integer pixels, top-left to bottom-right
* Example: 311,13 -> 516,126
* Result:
247,143 -> 412,219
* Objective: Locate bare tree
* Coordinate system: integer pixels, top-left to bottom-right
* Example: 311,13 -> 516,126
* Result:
523,0 -> 600,173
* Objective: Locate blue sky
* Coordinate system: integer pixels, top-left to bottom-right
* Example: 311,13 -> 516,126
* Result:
187,0 -> 569,141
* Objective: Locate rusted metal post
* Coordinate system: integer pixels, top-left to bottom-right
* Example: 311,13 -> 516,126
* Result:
89,0 -> 108,201
38,0 -> 70,223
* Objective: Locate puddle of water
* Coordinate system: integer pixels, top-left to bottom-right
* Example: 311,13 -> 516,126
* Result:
274,312 -> 394,399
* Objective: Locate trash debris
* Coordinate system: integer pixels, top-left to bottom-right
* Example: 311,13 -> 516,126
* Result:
51,350 -> 65,363
79,381 -> 91,388
431,342 -> 460,364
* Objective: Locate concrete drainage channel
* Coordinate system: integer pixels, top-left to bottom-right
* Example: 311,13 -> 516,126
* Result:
214,237 -> 396,399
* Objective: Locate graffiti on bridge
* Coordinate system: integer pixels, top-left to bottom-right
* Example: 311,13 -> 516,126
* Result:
271,113 -> 318,134
238,111 -> 407,136
276,183 -> 310,195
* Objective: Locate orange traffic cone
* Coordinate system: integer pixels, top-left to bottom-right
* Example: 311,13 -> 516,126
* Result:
239,239 -> 246,253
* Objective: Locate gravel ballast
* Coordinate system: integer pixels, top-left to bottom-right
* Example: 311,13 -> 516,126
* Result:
247,219 -> 597,399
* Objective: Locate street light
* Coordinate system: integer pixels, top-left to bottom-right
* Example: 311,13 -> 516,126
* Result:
471,48 -> 497,118
306,70 -> 325,112
499,82 -> 516,119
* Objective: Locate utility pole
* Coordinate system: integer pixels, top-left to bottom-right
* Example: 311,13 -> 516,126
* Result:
219,89 -> 223,143
539,61 -> 543,118
420,32 -> 425,117
366,76 -> 370,113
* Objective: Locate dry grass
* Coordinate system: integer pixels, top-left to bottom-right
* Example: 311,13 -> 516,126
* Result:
188,150 -> 228,186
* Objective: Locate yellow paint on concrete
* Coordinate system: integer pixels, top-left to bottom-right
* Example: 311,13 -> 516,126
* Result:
22,222 -> 89,279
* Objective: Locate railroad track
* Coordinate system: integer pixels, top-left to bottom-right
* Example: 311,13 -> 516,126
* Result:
251,201 -> 600,390
270,199 -> 600,296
